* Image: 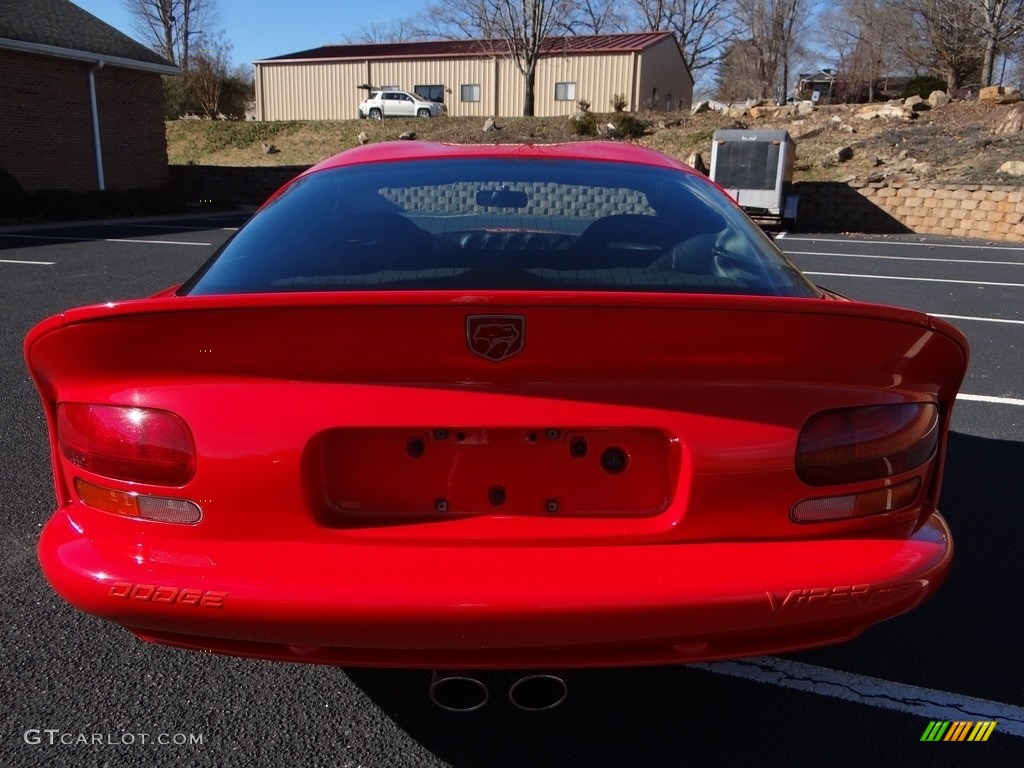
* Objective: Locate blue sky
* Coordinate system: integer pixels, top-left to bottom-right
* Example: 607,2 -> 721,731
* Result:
72,0 -> 425,66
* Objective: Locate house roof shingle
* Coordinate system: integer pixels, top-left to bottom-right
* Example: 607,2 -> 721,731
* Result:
0,0 -> 176,70
261,31 -> 677,64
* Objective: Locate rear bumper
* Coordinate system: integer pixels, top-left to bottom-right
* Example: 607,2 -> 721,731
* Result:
38,509 -> 952,668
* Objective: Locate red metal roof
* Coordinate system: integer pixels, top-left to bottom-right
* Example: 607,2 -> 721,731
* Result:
260,32 -> 676,63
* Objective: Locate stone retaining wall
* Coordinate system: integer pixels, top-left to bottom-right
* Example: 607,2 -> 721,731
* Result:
795,180 -> 1024,241
168,165 -> 1024,242
167,165 -> 306,208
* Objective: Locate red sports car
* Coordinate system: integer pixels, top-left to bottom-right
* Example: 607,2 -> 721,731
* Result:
26,141 -> 968,712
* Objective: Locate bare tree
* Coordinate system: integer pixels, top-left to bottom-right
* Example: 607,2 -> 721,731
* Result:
729,0 -> 807,101
344,20 -> 413,44
121,0 -> 218,68
902,0 -> 983,90
715,39 -> 761,102
186,34 -> 231,116
821,0 -> 904,101
1007,31 -> 1024,83
412,0 -> 504,39
494,0 -> 579,115
967,0 -> 1024,85
412,1 -> 577,116
631,0 -> 735,77
570,0 -> 631,33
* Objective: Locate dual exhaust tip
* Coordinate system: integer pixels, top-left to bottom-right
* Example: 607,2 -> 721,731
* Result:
430,671 -> 567,712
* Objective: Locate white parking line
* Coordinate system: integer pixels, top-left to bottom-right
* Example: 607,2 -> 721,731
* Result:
957,393 -> 1024,407
0,234 -> 210,246
0,258 -> 55,266
933,313 -> 1024,325
805,271 -> 1024,288
123,223 -> 240,231
782,236 -> 1024,254
696,657 -> 1024,738
788,250 -> 1024,267
103,238 -> 211,246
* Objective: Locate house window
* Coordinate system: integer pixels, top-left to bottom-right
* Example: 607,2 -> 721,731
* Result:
554,82 -> 576,101
415,84 -> 445,103
461,84 -> 481,102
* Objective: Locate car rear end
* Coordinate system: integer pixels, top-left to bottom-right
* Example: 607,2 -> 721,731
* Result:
25,143 -> 968,670
358,90 -> 381,118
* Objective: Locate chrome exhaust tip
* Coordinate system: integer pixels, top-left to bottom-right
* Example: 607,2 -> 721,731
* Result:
429,671 -> 489,712
508,673 -> 568,711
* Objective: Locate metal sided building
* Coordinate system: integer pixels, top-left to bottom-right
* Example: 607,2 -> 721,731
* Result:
254,32 -> 693,120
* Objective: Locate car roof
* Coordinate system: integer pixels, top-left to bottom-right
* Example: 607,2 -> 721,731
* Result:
302,141 -> 699,177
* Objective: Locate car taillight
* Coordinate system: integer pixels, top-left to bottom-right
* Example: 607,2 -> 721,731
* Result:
797,403 -> 938,486
57,403 -> 196,485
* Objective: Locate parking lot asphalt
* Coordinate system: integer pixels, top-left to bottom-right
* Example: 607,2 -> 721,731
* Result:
1,218 -> 1021,766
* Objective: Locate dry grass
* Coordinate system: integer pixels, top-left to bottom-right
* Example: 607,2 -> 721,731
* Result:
166,100 -> 1024,185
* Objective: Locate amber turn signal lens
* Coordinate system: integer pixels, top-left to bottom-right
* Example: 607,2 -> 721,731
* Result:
74,478 -> 202,524
75,477 -> 139,517
791,478 -> 921,523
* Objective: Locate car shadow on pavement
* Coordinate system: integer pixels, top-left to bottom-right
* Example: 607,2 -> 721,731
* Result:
0,213 -> 250,252
345,430 -> 1024,766
774,429 -> 1024,704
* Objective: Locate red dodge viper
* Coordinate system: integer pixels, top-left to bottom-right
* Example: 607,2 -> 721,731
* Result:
26,142 -> 968,711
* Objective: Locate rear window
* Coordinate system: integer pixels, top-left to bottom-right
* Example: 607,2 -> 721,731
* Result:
181,158 -> 818,297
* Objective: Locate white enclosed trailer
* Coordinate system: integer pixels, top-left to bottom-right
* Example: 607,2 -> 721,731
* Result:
709,129 -> 798,227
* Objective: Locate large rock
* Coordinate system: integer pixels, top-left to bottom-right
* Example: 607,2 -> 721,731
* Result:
856,103 -> 914,121
979,85 -> 1022,104
928,90 -> 951,108
793,125 -> 825,141
749,104 -> 793,119
999,160 -> 1024,176
691,100 -> 712,115
832,146 -> 854,162
685,152 -> 708,175
993,103 -> 1024,135
823,146 -> 854,166
912,163 -> 938,179
904,95 -> 930,112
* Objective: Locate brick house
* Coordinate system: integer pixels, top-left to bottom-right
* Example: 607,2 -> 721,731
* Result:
0,0 -> 179,193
